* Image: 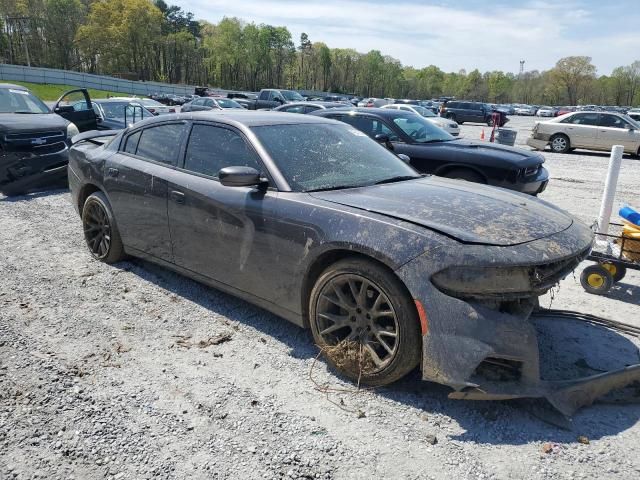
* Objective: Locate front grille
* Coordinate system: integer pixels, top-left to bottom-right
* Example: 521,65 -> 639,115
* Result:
4,130 -> 66,147
530,247 -> 590,290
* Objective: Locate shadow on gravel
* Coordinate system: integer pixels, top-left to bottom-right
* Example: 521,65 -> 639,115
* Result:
0,187 -> 68,202
603,282 -> 640,306
119,258 -> 640,445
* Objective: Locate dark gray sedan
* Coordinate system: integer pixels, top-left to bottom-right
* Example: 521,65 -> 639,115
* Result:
67,111 -> 633,415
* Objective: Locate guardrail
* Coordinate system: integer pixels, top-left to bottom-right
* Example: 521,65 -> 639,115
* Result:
0,64 -> 196,96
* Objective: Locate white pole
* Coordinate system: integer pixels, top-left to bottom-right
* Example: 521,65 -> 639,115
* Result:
596,145 -> 624,237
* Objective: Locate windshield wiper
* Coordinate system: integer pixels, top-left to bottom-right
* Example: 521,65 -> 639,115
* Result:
306,184 -> 364,192
13,111 -> 42,114
373,175 -> 420,185
417,138 -> 450,144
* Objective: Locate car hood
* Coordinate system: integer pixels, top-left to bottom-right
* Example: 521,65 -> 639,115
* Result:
310,177 -> 573,246
412,139 -> 543,167
0,113 -> 69,133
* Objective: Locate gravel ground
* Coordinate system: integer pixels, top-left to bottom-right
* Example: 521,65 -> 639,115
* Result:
1,116 -> 640,480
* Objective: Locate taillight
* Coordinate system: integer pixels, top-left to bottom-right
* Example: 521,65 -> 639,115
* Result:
169,108 -> 176,113
148,108 -> 155,112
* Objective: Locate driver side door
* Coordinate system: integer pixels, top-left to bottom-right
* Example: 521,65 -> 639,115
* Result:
53,89 -> 97,132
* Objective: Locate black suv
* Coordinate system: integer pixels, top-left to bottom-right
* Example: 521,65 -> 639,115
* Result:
0,85 -> 98,196
442,101 -> 508,126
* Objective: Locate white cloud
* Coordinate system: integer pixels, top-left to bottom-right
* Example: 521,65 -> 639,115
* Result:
174,0 -> 640,74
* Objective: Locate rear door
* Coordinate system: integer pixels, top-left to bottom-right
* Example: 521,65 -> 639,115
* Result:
53,89 -> 97,132
104,121 -> 188,261
597,114 -> 640,152
167,122 -> 280,299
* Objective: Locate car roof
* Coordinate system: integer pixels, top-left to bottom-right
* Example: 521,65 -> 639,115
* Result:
311,107 -> 417,119
131,110 -> 344,129
280,101 -> 346,108
0,83 -> 29,91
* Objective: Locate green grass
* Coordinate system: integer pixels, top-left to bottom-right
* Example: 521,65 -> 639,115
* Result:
0,80 -> 129,101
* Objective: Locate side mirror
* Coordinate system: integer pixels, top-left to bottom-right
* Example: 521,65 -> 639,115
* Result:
55,105 -> 74,114
397,153 -> 411,164
219,166 -> 267,188
374,133 -> 394,150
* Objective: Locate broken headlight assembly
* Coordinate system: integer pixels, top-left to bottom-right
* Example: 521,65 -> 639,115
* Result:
431,266 -> 534,299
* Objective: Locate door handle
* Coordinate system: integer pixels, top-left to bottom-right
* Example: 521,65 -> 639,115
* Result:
107,167 -> 119,177
170,190 -> 185,204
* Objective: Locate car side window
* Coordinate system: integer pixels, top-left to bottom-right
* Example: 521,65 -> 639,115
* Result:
400,106 -> 411,111
563,113 -> 599,126
183,124 -> 263,178
599,114 -> 628,129
134,123 -> 187,166
303,105 -> 320,113
284,105 -> 305,113
338,115 -> 399,141
124,131 -> 141,154
205,99 -> 215,108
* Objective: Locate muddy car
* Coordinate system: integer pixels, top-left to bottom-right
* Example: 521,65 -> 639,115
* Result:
0,85 -> 98,196
67,111 -> 639,416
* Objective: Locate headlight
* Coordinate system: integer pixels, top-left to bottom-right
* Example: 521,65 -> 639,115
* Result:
66,122 -> 79,139
432,266 -> 532,298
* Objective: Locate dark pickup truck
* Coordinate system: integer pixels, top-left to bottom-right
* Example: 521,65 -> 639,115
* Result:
245,89 -> 306,110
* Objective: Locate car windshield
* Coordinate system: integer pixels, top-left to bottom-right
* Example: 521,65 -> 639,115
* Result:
412,106 -> 435,117
392,114 -> 454,143
0,88 -> 50,114
98,102 -> 153,120
281,91 -> 305,101
251,123 -> 421,192
623,115 -> 640,129
216,98 -> 243,109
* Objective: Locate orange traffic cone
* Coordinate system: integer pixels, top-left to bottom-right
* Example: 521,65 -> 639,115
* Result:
480,129 -> 485,140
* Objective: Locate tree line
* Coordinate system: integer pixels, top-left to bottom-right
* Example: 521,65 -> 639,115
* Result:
1,0 -> 639,106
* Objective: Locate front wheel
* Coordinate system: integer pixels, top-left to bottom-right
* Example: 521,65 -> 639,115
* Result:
309,259 -> 422,386
82,191 -> 125,263
442,168 -> 485,184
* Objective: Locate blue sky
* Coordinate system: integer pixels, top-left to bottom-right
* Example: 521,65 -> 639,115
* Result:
174,0 -> 639,75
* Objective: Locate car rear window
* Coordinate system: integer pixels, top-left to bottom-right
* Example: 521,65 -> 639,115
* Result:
134,123 -> 187,166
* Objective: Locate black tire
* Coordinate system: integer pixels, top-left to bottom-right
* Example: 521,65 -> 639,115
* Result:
601,262 -> 627,283
486,117 -> 494,127
445,113 -> 456,121
309,258 -> 422,387
81,191 -> 125,264
442,168 -> 485,184
580,265 -> 613,295
550,134 -> 571,154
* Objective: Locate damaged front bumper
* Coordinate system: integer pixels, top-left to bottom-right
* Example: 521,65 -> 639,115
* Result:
395,221 -> 640,416
0,145 -> 69,196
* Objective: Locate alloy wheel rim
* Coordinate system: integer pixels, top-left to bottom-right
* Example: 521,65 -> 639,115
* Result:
552,137 -> 566,151
315,273 -> 399,372
84,202 -> 111,258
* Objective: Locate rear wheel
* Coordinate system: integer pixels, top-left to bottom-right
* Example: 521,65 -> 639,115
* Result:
442,168 -> 485,184
309,259 -> 421,387
82,191 -> 125,263
550,134 -> 570,154
580,264 -> 613,295
445,113 -> 456,122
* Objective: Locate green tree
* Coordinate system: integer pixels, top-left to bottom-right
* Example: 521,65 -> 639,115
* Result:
550,56 -> 597,105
